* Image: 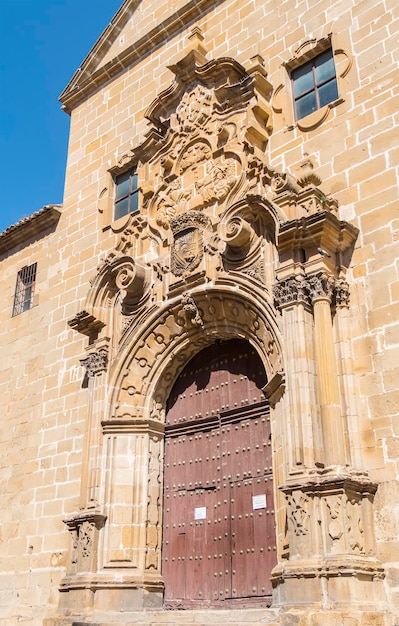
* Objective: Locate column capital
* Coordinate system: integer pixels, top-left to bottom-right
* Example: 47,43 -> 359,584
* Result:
307,272 -> 336,303
273,275 -> 310,310
80,346 -> 108,377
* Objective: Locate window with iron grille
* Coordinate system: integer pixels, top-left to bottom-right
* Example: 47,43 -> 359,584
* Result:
12,262 -> 37,316
114,167 -> 139,221
292,49 -> 338,120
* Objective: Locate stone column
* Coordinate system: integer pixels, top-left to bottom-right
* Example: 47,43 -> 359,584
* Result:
59,339 -> 109,611
308,272 -> 347,466
273,275 -> 322,470
78,338 -> 109,508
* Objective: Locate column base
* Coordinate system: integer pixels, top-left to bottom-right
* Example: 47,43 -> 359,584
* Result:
272,556 -> 386,609
57,572 -> 164,620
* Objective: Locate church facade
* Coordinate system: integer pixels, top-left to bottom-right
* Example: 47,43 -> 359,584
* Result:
0,1 -> 398,625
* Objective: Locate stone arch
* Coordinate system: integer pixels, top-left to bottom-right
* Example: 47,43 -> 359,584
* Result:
108,282 -> 283,424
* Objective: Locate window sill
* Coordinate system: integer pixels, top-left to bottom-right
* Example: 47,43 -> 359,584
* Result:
103,210 -> 140,234
287,97 -> 344,132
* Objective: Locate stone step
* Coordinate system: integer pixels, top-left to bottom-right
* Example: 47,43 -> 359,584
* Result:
43,608 -> 394,626
44,607 -> 281,626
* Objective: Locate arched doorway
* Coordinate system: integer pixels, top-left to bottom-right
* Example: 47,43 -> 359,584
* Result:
162,339 -> 276,608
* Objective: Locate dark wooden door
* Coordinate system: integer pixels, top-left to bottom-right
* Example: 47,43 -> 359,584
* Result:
162,340 -> 276,608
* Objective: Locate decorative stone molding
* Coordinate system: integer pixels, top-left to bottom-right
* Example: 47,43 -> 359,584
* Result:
68,309 -> 105,339
278,471 -> 381,562
178,292 -> 204,328
115,258 -> 149,313
276,211 -> 358,284
274,272 -> 352,316
307,271 -> 336,303
271,171 -> 300,195
145,433 -> 163,571
80,347 -> 108,377
219,215 -> 255,250
334,278 -> 350,307
62,510 -> 106,579
272,471 -> 385,610
296,156 -> 322,188
109,286 -> 283,422
170,211 -> 212,277
273,275 -> 310,310
286,491 -> 311,537
272,33 -> 353,132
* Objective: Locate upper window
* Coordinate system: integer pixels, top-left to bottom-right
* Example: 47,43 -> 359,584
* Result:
12,262 -> 37,316
114,168 -> 139,221
292,49 -> 338,120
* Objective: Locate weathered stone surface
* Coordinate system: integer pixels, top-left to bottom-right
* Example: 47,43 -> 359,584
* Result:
1,1 -> 398,625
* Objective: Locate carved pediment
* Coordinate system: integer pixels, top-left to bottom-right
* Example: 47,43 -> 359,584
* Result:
145,50 -> 261,131
131,51 -> 275,246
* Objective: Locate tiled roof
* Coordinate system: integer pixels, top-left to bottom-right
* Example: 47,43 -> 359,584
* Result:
0,205 -> 62,256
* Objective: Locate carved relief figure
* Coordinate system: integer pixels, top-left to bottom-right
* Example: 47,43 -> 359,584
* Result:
156,178 -> 191,228
178,141 -> 212,175
195,158 -> 237,205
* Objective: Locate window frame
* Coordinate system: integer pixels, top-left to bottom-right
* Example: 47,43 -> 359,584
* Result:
291,49 -> 338,121
114,167 -> 139,221
12,262 -> 37,317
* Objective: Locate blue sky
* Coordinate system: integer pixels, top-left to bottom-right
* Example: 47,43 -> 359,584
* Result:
0,0 -> 122,233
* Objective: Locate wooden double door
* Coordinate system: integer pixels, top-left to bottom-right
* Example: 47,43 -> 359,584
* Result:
162,340 -> 276,608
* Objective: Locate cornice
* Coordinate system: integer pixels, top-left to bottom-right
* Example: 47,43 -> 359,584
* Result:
59,0 -> 226,114
277,211 -> 359,255
0,205 -> 61,256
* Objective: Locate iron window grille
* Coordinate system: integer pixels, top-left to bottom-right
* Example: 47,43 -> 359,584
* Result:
114,167 -> 139,221
12,262 -> 37,316
292,49 -> 338,120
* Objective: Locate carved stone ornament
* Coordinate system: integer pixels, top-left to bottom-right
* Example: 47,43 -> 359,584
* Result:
335,278 -> 350,307
286,492 -> 310,537
271,171 -> 300,194
80,347 -> 108,377
308,272 -> 336,302
153,150 -> 240,230
175,84 -> 213,135
68,310 -> 105,340
63,511 -> 106,576
177,292 -> 204,328
195,157 -> 238,205
219,215 -> 255,251
327,495 -> 344,543
137,51 -> 273,235
170,211 -> 211,276
156,177 -> 192,228
115,259 -> 148,313
273,275 -> 310,310
296,157 -> 322,188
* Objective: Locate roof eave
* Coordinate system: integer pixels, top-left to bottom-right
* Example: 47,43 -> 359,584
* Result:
0,205 -> 62,256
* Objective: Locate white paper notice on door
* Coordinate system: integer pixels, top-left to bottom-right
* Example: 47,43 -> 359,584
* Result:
194,506 -> 207,520
252,494 -> 267,510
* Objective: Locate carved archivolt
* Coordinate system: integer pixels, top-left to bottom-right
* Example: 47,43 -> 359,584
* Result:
106,285 -> 283,424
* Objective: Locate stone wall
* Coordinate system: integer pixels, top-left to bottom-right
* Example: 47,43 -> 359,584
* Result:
0,1 -> 398,624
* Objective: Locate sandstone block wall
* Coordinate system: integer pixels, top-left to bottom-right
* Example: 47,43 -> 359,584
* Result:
0,1 -> 398,624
